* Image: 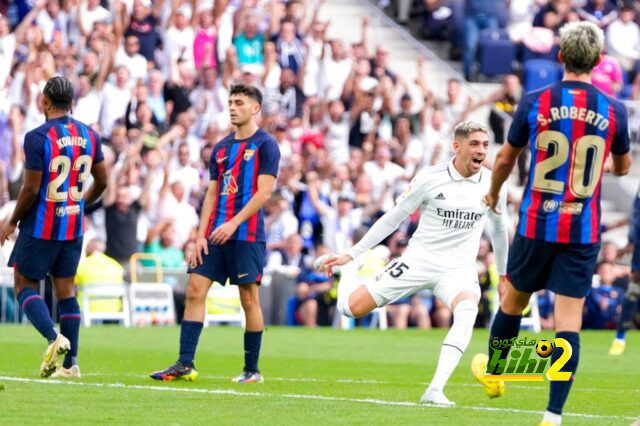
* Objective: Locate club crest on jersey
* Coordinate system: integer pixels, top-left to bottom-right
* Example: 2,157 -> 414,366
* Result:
243,149 -> 255,161
543,200 -> 558,213
221,170 -> 238,195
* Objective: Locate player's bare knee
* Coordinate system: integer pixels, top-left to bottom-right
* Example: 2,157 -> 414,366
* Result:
53,277 -> 76,299
347,290 -> 377,318
185,282 -> 208,303
238,285 -> 260,310
450,291 -> 479,312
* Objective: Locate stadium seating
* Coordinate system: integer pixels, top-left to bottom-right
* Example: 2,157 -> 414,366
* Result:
523,59 -> 563,92
477,28 -> 516,77
205,283 -> 245,327
129,283 -> 176,326
81,284 -> 131,327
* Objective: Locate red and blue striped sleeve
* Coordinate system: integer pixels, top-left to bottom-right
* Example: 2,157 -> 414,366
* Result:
24,130 -> 45,171
610,102 -> 630,155
257,136 -> 280,177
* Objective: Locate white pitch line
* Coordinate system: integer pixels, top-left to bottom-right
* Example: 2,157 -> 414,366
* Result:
0,376 -> 635,422
66,373 -> 640,392
2,371 -> 636,393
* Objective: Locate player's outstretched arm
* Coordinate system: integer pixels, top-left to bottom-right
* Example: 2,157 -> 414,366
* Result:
0,170 -> 42,245
485,143 -> 524,212
85,161 -> 108,206
344,204 -> 410,262
209,174 -> 276,245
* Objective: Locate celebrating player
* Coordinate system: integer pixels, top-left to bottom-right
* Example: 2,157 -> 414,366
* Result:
471,21 -> 631,426
317,121 -> 509,406
151,84 -> 280,383
0,76 -> 107,378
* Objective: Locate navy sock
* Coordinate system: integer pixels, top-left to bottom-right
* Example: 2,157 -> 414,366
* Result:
616,297 -> 637,340
17,288 -> 57,342
178,320 -> 203,367
547,331 -> 580,415
58,297 -> 81,368
487,308 -> 522,375
244,330 -> 263,373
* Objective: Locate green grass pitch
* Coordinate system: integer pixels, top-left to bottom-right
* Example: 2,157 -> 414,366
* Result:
0,325 -> 638,425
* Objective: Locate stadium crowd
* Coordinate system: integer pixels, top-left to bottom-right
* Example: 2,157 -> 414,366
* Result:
0,0 -> 635,329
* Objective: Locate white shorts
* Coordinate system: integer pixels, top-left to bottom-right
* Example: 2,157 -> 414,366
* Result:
365,251 -> 480,309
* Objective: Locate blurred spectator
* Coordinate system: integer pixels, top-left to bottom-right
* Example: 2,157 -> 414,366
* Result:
591,53 -> 623,96
125,0 -> 161,63
606,4 -> 640,79
577,0 -> 618,30
420,0 -> 456,43
532,0 -> 578,34
265,194 -> 299,251
102,157 -> 152,265
295,243 -> 334,326
585,262 -> 625,329
143,219 -> 185,268
234,13 -> 264,67
462,0 -> 503,80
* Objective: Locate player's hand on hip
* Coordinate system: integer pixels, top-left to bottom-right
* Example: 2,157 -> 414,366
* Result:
190,236 -> 209,267
482,192 -> 501,214
0,222 -> 16,246
498,275 -> 508,302
209,220 -> 238,245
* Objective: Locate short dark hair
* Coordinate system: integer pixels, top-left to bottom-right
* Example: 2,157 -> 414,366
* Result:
229,84 -> 263,105
43,76 -> 73,112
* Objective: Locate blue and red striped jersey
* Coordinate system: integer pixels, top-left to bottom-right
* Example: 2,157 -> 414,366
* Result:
207,129 -> 280,242
20,116 -> 104,241
509,80 -> 630,244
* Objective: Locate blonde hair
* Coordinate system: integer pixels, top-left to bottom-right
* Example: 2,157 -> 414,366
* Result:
454,120 -> 488,140
559,21 -> 604,75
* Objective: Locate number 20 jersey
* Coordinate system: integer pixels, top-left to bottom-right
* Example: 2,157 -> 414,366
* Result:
21,116 -> 104,241
509,80 -> 630,244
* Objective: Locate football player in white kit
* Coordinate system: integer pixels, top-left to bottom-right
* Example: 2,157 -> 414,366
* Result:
316,121 -> 509,406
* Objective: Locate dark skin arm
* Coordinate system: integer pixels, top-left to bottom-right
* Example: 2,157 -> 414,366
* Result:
84,161 -> 108,206
0,169 -> 42,244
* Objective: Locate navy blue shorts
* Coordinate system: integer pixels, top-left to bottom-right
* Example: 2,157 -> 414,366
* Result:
507,234 -> 600,298
8,231 -> 83,281
188,240 -> 265,285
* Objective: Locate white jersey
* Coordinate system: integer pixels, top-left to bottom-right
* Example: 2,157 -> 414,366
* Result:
395,158 -> 507,273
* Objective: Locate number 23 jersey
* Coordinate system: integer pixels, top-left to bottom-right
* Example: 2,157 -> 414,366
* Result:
509,80 -> 630,244
21,116 -> 104,241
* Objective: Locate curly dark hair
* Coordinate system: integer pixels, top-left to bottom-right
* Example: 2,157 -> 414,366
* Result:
229,84 -> 263,106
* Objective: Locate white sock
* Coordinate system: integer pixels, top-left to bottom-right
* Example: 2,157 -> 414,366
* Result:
542,410 -> 562,425
336,261 -> 361,318
428,299 -> 478,392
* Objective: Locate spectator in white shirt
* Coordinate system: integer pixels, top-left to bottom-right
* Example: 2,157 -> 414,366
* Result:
74,75 -> 101,125
606,5 -> 640,75
100,65 -> 132,139
116,35 -> 149,83
170,142 -> 201,201
164,3 -> 196,71
0,16 -> 16,89
363,143 -> 404,212
321,39 -> 351,101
